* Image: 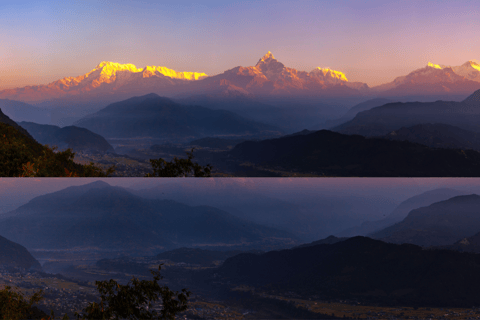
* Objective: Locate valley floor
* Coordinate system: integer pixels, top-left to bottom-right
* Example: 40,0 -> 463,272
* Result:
4,261 -> 480,320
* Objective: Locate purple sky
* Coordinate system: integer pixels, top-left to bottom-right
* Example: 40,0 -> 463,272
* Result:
1,0 -> 479,89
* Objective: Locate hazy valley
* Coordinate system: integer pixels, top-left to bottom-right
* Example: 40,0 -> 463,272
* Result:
2,179 -> 480,318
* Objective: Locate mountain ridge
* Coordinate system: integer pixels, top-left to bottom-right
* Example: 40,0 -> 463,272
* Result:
1,53 -> 480,104
73,93 -> 281,141
0,182 -> 298,252
370,194 -> 480,246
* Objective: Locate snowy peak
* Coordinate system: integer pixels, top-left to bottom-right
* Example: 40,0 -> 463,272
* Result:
370,59 -> 480,96
453,60 -> 480,82
252,52 -> 351,86
141,65 -> 207,80
89,61 -> 207,81
257,51 -> 276,64
462,60 -> 480,71
427,62 -> 445,69
94,61 -> 142,72
393,63 -> 463,85
0,61 -> 208,102
254,51 -> 286,76
310,67 -> 349,83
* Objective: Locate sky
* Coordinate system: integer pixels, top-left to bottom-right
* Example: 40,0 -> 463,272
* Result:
1,0 -> 479,90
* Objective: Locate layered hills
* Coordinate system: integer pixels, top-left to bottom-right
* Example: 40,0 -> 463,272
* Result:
334,89 -> 480,137
19,122 -> 114,154
73,93 -> 280,141
2,53 -> 480,137
227,129 -> 480,176
131,180 -> 398,242
317,98 -> 393,130
337,188 -> 467,237
214,236 -> 480,307
371,194 -> 480,246
0,181 -> 298,252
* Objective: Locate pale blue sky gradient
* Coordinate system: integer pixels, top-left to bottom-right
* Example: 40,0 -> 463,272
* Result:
1,0 -> 479,89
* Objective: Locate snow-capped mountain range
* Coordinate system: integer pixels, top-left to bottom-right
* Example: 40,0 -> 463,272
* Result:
1,52 -> 480,104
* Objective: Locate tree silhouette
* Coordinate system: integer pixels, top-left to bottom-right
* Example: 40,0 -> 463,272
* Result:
0,266 -> 188,320
0,286 -> 44,320
75,265 -> 190,320
146,148 -> 212,177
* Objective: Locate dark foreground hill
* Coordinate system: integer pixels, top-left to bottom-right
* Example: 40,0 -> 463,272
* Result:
74,93 -> 280,141
435,232 -> 480,253
227,129 -> 480,176
371,194 -> 480,246
0,113 -> 106,177
337,188 -> 467,237
19,122 -> 114,154
0,235 -> 41,270
0,107 -> 35,139
381,123 -> 480,151
0,181 -> 297,253
334,89 -> 480,137
214,236 -> 480,307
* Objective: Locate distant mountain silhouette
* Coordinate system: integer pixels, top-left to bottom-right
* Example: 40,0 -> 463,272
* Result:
131,182 -> 339,242
0,99 -> 50,124
334,89 -> 480,137
227,129 -> 480,176
337,188 -> 467,237
371,194 -> 480,246
156,247 -> 263,266
19,122 -> 114,154
0,234 -> 41,270
74,94 -> 280,141
381,123 -> 480,151
317,98 -> 393,130
343,98 -> 393,120
177,93 -> 306,130
189,137 -> 247,149
214,236 -> 480,307
293,235 -> 348,249
281,129 -> 315,137
0,182 -> 298,252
